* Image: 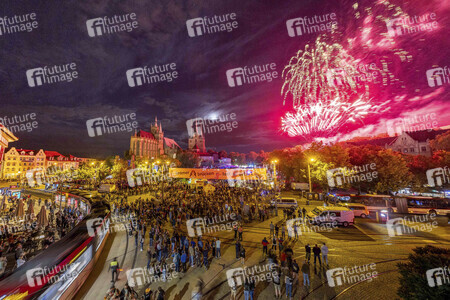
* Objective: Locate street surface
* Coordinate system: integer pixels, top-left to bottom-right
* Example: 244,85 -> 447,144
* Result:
75,192 -> 450,300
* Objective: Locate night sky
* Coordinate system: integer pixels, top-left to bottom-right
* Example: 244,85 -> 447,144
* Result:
1,0 -> 449,158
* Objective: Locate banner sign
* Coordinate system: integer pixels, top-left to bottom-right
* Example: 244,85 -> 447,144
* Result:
169,168 -> 267,180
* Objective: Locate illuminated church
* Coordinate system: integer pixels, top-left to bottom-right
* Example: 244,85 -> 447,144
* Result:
129,117 -> 180,159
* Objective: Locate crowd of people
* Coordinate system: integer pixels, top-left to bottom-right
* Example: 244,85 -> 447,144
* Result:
3,178 -> 328,300
0,191 -> 86,276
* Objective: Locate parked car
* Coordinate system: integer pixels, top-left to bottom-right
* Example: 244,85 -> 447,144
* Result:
337,203 -> 369,218
306,206 -> 355,227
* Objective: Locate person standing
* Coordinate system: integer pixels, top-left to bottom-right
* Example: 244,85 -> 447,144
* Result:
305,244 -> 311,263
272,235 -> 277,251
189,243 -> 195,267
302,207 -> 307,220
262,237 -> 269,255
313,244 -> 321,265
216,238 -> 221,258
281,225 -> 286,240
285,273 -> 293,299
270,222 -> 274,236
301,259 -> 310,287
181,251 -> 187,272
321,242 -> 329,267
292,259 -> 300,286
244,278 -> 251,300
230,277 -> 237,300
109,257 -> 119,282
273,269 -> 281,299
238,224 -> 243,241
249,277 -> 255,300
240,246 -> 246,265
235,240 -> 241,259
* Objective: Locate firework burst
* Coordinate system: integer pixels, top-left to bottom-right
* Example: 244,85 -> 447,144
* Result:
281,97 -> 374,138
280,0 -> 418,139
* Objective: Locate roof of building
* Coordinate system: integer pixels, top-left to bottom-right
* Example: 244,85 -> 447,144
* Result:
349,136 -> 396,147
136,130 -> 156,140
164,137 -> 180,149
15,149 -> 39,155
349,129 -> 448,147
404,129 -> 448,142
44,151 -> 64,157
0,125 -> 18,143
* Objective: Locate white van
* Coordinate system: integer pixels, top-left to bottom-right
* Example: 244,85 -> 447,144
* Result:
337,203 -> 370,218
307,206 -> 354,227
271,197 -> 298,208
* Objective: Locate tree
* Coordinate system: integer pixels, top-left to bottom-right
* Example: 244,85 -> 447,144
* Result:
397,246 -> 449,299
177,151 -> 199,168
218,150 -> 228,158
246,152 -> 258,164
370,149 -> 413,193
430,131 -> 450,151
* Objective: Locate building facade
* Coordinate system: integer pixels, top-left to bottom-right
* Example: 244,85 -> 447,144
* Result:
351,129 -> 447,156
1,147 -> 82,179
0,125 -> 18,174
129,117 -> 180,159
188,132 -> 206,153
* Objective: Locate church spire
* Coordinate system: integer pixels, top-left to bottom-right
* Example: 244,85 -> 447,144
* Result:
155,116 -> 158,126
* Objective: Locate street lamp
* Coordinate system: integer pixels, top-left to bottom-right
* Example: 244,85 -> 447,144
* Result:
271,159 -> 278,216
308,158 -> 315,194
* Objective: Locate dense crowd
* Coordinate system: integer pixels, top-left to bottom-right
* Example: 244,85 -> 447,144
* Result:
0,193 -> 86,276
103,181 -> 277,300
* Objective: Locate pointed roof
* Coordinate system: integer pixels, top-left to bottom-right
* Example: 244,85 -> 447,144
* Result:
164,137 -> 180,149
404,129 -> 447,142
136,130 -> 156,140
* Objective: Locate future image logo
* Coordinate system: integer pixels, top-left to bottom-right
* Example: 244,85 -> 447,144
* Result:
426,67 -> 449,88
326,264 -> 377,287
126,168 -> 152,187
426,167 -> 449,187
226,63 -> 278,87
127,268 -> 146,287
86,113 -> 138,137
86,13 -> 138,37
226,263 -> 277,288
126,64 -> 178,87
0,13 -> 38,36
26,268 -> 46,287
186,214 -> 237,237
86,217 -> 105,237
26,168 -> 46,187
386,14 -> 438,37
26,63 -> 78,87
186,13 -> 238,37
426,267 -> 450,287
286,13 -> 337,37
326,164 -> 377,188
386,215 -> 438,237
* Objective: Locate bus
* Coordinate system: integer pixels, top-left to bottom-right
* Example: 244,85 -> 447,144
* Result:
345,194 -> 450,216
345,194 -> 395,213
403,196 -> 450,216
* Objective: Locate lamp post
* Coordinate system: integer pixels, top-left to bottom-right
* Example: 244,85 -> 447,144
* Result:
307,158 -> 315,200
161,161 -> 169,202
152,162 -> 156,198
271,159 -> 278,216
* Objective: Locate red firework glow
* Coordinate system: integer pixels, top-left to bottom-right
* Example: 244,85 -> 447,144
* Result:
281,98 -> 375,137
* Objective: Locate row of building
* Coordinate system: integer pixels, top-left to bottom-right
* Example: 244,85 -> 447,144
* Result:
0,125 -> 96,179
1,117 -> 446,179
